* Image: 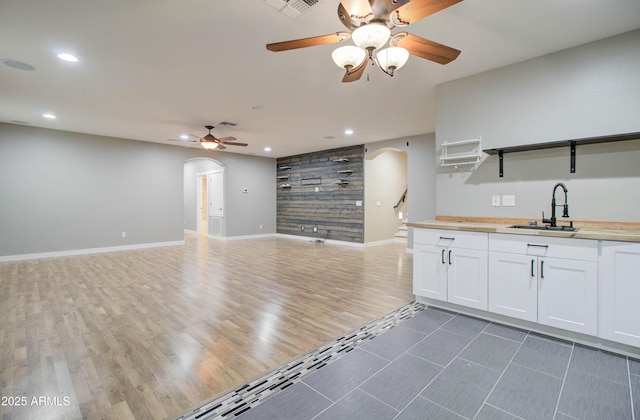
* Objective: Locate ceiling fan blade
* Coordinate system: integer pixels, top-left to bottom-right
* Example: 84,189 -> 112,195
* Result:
216,144 -> 227,150
392,0 -> 463,26
339,0 -> 374,20
395,33 -> 461,64
342,57 -> 368,83
219,141 -> 248,147
267,32 -> 350,52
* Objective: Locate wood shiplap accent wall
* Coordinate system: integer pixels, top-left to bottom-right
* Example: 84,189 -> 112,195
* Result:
277,145 -> 364,243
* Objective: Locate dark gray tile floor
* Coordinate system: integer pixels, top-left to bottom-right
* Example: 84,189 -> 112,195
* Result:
236,306 -> 640,420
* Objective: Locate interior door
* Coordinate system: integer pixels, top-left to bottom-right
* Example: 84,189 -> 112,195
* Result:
208,171 -> 224,218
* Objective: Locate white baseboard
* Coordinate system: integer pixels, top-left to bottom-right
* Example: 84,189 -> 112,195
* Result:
213,233 -> 277,241
363,238 -> 401,247
0,240 -> 185,263
275,233 -> 364,248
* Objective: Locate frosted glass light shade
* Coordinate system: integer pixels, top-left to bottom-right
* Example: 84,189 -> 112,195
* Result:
201,141 -> 219,150
376,47 -> 409,73
332,45 -> 366,69
352,24 -> 391,50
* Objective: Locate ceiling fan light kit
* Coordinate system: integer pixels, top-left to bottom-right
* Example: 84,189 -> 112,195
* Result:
375,46 -> 410,76
351,23 -> 391,51
201,141 -> 219,150
267,0 -> 463,83
332,45 -> 367,70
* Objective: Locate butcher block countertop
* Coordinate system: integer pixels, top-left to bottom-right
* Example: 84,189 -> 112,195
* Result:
407,218 -> 640,243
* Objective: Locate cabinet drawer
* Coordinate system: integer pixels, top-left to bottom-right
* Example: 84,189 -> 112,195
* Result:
489,233 -> 597,261
414,229 -> 488,250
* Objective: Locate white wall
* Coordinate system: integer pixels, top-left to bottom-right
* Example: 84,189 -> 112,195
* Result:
0,123 -> 276,257
434,30 -> 640,222
364,150 -> 407,243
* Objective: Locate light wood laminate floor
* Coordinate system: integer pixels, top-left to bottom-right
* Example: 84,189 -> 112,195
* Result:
0,235 -> 414,419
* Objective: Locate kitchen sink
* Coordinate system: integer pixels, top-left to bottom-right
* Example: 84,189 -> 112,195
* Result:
508,225 -> 579,232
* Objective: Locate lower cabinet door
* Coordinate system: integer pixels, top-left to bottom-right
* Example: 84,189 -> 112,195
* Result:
599,241 -> 640,347
488,251 -> 537,322
448,248 -> 488,310
537,257 -> 597,336
413,244 -> 448,302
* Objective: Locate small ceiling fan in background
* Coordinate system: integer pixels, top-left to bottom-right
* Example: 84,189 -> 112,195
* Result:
266,0 -> 463,82
169,124 -> 248,150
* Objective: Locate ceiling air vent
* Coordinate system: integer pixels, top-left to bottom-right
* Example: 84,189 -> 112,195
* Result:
264,0 -> 320,19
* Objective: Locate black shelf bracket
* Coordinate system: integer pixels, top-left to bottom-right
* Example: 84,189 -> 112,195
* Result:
498,150 -> 504,178
570,141 -> 576,173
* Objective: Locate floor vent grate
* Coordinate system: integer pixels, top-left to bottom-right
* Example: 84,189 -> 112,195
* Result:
175,301 -> 425,420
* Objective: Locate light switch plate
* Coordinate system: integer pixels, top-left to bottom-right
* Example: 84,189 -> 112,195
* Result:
502,195 -> 516,206
492,195 -> 501,207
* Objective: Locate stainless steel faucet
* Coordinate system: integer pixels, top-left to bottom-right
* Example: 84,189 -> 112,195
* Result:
542,182 -> 569,227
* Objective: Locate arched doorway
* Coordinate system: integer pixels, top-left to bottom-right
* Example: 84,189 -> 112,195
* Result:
183,158 -> 225,237
364,147 -> 408,243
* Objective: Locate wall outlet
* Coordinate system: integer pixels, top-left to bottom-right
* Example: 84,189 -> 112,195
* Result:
502,195 -> 516,207
313,226 -> 318,233
259,224 -> 263,229
121,232 -> 127,238
300,225 -> 305,231
491,195 -> 501,207
315,187 -> 319,192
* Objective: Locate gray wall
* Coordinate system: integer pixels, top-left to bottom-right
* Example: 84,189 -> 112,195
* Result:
436,29 -> 640,150
0,123 -> 276,257
434,30 -> 640,221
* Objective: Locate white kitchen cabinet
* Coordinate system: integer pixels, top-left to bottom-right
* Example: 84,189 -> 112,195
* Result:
489,234 -> 598,335
489,251 -> 537,322
413,229 -> 488,310
599,241 -> 640,347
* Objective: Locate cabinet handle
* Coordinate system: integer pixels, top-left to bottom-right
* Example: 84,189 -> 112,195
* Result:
540,260 -> 545,279
439,236 -> 455,241
441,249 -> 445,264
527,243 -> 549,248
448,250 -> 452,265
531,259 -> 535,277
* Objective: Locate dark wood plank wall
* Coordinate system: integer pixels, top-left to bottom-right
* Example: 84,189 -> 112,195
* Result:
277,145 -> 364,243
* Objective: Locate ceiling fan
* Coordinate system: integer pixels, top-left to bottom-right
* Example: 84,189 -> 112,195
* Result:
266,0 -> 463,82
169,125 -> 248,150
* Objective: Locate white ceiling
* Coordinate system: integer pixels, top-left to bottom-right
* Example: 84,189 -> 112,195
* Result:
1,0 -> 640,158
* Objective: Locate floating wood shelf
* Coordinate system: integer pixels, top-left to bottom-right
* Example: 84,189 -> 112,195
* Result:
483,132 -> 640,177
279,183 -> 291,189
276,175 -> 290,180
335,179 -> 350,186
278,165 -> 292,170
333,157 -> 349,163
337,170 -> 353,175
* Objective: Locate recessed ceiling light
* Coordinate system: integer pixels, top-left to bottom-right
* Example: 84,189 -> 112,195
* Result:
42,113 -> 57,119
180,134 -> 189,140
344,129 -> 354,135
264,147 -> 272,152
57,53 -> 78,62
2,59 -> 35,71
